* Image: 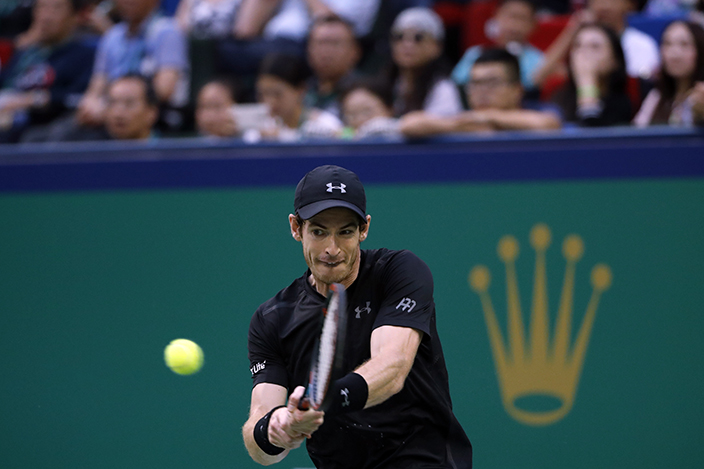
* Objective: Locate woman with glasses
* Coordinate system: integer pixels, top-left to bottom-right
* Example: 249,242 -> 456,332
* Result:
385,7 -> 462,118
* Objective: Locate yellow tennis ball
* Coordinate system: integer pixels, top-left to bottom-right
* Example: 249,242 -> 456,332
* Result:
164,339 -> 204,375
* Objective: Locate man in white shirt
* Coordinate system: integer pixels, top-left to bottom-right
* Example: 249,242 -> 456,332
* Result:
590,0 -> 659,78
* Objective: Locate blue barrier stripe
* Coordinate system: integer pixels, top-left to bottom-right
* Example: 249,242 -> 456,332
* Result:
1,129 -> 704,192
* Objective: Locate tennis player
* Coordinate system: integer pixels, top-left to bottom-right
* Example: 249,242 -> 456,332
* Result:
243,165 -> 472,468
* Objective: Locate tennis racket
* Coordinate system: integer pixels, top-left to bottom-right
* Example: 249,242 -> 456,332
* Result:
298,283 -> 347,411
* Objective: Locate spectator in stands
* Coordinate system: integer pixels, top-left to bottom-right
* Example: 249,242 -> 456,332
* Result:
386,6 -> 462,117
340,77 -> 400,139
551,24 -> 632,126
0,0 -> 95,143
399,48 -> 560,137
104,74 -> 159,140
66,74 -> 159,140
75,0 -> 188,133
535,0 -> 659,85
214,0 -> 379,100
452,0 -> 544,98
634,20 -> 704,126
195,78 -> 240,137
304,14 -> 361,118
255,52 -> 342,141
175,0 -> 241,40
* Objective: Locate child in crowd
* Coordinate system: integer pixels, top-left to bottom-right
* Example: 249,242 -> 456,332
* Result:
255,52 -> 342,141
340,77 -> 400,139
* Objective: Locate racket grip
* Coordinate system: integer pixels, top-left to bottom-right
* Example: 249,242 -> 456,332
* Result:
298,397 -> 310,411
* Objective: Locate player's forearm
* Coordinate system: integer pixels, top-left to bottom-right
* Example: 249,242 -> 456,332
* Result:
356,326 -> 421,408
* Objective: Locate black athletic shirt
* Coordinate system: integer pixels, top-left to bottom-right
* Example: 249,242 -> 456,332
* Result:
248,248 -> 472,468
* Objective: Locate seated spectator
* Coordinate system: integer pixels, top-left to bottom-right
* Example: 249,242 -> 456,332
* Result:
536,0 -> 659,85
452,0 -> 544,97
195,78 -> 239,137
75,0 -> 188,133
104,74 -> 159,140
339,77 -> 400,139
0,0 -> 95,144
175,0 -> 241,40
634,20 -> 704,126
255,52 -> 342,141
386,6 -> 462,117
304,14 -> 361,118
551,24 -> 632,126
66,74 -> 159,140
400,48 -> 560,137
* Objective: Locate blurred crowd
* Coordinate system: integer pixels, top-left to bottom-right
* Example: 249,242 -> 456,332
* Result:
1,0 -> 703,144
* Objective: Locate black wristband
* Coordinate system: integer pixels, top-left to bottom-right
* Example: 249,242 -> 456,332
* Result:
253,405 -> 287,456
325,372 -> 368,416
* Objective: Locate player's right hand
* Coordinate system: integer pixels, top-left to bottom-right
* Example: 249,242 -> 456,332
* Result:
268,386 -> 324,449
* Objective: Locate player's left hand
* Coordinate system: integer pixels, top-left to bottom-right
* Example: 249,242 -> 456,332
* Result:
268,386 -> 324,449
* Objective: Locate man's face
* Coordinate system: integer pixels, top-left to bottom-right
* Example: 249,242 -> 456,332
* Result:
115,0 -> 159,24
290,207 -> 370,289
494,0 -> 535,46
307,22 -> 360,81
467,62 -> 522,111
105,78 -> 157,140
34,0 -> 76,45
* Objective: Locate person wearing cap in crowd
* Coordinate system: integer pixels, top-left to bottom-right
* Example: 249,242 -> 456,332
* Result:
242,165 -> 473,468
385,6 -> 463,117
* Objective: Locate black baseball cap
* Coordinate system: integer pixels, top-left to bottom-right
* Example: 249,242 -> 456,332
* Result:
294,165 -> 366,221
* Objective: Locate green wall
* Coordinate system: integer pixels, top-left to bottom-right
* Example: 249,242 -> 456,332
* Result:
2,178 -> 703,468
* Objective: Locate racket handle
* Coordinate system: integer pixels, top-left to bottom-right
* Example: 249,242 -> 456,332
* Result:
298,397 -> 310,411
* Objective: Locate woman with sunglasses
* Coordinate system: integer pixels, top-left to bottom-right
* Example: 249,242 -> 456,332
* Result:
385,7 -> 462,118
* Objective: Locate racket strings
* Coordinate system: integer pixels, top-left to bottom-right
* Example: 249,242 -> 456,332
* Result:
314,294 -> 339,406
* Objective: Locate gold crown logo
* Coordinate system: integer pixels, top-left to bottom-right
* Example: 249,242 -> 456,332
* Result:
469,224 -> 612,426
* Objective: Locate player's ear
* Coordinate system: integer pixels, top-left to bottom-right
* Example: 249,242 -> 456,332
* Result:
359,215 -> 371,241
289,214 -> 303,241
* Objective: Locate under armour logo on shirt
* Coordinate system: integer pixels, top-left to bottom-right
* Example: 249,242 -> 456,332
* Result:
341,387 -> 350,407
327,182 -> 346,193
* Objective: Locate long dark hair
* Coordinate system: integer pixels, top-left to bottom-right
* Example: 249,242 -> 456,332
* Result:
384,52 -> 452,116
652,20 -> 704,123
556,24 -> 628,121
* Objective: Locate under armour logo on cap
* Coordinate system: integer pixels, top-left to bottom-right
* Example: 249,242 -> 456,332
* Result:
326,183 -> 346,193
294,165 -> 366,220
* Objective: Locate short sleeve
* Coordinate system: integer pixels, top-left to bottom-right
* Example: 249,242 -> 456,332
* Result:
423,79 -> 462,117
150,19 -> 188,70
372,251 -> 434,336
248,308 -> 289,388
